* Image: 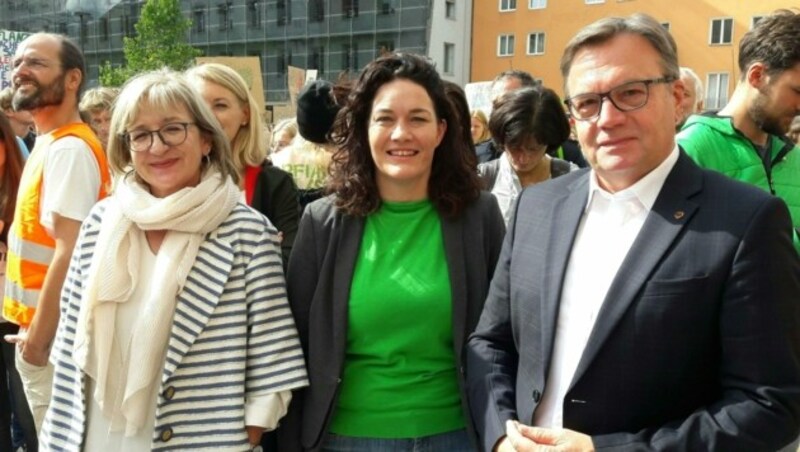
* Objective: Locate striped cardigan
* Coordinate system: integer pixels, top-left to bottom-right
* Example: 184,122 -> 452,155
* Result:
40,199 -> 309,451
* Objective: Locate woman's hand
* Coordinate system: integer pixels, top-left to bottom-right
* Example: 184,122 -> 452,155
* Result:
246,425 -> 265,448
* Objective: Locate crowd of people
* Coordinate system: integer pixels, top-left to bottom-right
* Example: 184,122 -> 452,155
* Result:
0,7 -> 799,452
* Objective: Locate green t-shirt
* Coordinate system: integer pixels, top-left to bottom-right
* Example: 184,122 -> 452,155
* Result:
328,200 -> 465,438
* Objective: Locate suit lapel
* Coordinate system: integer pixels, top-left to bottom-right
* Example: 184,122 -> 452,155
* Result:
570,153 -> 702,385
163,235 -> 233,382
540,175 -> 590,376
330,214 -> 365,370
441,214 -> 468,358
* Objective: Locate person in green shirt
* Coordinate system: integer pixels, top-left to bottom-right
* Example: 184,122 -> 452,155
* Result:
677,10 -> 800,254
278,53 -> 506,452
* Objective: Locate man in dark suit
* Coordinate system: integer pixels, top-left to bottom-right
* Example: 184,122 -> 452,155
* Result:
467,13 -> 800,452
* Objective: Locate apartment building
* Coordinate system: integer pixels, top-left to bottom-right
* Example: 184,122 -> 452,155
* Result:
1,0 -> 472,107
472,0 -> 796,110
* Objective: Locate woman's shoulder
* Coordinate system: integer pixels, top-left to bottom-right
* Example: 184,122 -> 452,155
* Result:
218,202 -> 272,233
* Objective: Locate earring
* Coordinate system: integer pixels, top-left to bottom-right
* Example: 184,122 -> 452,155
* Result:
203,153 -> 211,165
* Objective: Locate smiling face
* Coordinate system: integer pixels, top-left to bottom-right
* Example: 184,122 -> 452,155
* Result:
128,102 -> 211,198
567,33 -> 682,192
195,79 -> 249,144
11,35 -> 68,112
368,78 -> 446,202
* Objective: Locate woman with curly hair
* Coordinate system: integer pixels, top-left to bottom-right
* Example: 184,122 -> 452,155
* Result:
278,52 -> 505,451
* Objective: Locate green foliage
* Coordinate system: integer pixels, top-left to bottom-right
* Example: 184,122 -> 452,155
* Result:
99,0 -> 202,87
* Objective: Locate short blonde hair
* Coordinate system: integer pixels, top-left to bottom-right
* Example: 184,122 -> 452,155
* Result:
470,109 -> 491,143
79,86 -> 119,114
185,63 -> 266,172
107,69 -> 240,186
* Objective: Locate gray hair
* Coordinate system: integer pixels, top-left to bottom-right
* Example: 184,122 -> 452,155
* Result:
679,67 -> 704,102
560,13 -> 679,96
107,69 -> 239,185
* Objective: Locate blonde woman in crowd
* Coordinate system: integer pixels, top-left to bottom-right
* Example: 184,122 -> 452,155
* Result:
79,87 -> 119,150
271,118 -> 297,154
39,69 -> 307,451
186,63 -> 300,267
470,109 -> 491,145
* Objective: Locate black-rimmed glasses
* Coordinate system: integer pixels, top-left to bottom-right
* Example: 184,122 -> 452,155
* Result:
124,122 -> 194,152
564,77 -> 676,121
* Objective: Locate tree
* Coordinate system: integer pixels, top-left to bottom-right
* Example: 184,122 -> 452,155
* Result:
99,0 -> 202,86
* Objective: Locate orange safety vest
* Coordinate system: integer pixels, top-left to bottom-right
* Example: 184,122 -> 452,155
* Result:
3,123 -> 111,327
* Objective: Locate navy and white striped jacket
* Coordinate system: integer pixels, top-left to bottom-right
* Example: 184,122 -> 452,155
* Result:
40,199 -> 309,451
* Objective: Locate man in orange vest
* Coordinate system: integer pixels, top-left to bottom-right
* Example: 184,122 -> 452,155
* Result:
2,33 -> 111,432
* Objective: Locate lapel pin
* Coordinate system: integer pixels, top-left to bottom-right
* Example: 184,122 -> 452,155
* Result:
674,210 -> 685,220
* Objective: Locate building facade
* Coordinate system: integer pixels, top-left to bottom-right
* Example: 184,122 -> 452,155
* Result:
1,0 -> 472,109
471,0 -> 796,110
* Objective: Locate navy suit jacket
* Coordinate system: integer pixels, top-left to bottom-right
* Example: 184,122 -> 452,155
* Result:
467,151 -> 800,451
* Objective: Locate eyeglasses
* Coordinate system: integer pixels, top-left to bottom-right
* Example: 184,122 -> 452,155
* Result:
124,122 -> 194,152
564,77 -> 676,121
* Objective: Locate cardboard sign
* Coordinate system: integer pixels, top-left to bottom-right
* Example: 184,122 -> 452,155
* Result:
196,56 -> 265,113
0,29 -> 33,90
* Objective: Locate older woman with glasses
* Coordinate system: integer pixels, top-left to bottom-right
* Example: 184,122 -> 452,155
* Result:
39,70 -> 308,451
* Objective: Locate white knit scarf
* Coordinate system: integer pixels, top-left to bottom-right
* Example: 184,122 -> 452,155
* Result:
73,169 -> 240,436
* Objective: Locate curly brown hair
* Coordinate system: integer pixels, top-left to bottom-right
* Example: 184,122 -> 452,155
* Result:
329,52 -> 481,218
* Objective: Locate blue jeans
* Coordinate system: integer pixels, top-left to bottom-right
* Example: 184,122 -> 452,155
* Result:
321,429 -> 474,452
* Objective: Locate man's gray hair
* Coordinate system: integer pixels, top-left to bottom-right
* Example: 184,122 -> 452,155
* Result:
679,67 -> 704,102
560,13 -> 679,96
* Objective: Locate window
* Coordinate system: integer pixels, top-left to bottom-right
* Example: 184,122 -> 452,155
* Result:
57,22 -> 67,34
277,0 -> 290,25
705,73 -> 729,110
498,34 -> 514,57
529,0 -> 546,9
709,18 -> 733,45
121,15 -> 134,37
342,0 -> 359,17
278,52 -> 286,74
100,17 -> 109,41
527,32 -> 544,55
309,46 -> 324,74
661,22 -> 670,31
585,0 -> 604,4
443,43 -> 455,75
342,42 -> 359,70
751,16 -> 764,29
445,0 -> 455,19
218,3 -> 230,31
193,9 -> 206,33
308,0 -> 324,22
248,0 -> 261,28
499,0 -> 516,11
379,1 -> 394,15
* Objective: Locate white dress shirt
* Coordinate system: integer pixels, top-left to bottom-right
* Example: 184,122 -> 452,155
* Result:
533,146 -> 679,428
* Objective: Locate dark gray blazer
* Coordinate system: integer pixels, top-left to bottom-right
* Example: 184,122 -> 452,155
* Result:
467,151 -> 800,451
279,192 -> 506,451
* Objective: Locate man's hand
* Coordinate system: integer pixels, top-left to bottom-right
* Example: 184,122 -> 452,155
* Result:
501,420 -> 594,452
5,330 -> 49,366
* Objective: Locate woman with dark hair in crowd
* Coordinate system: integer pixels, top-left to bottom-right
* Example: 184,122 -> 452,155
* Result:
278,52 -> 505,451
479,86 -> 576,224
0,112 -> 37,452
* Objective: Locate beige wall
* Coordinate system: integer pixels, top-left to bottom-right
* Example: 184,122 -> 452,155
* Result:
471,0 -> 795,104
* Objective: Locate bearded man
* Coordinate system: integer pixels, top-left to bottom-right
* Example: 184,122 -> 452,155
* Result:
2,33 -> 111,431
678,9 -> 800,254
